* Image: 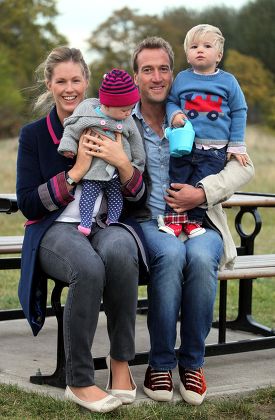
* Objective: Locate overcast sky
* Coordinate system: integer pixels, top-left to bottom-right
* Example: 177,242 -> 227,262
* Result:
55,0 -> 250,60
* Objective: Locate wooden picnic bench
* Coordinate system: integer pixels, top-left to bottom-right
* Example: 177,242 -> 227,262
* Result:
0,236 -> 23,254
1,192 -> 275,389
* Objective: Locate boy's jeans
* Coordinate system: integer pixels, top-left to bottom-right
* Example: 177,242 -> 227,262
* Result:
167,147 -> 227,223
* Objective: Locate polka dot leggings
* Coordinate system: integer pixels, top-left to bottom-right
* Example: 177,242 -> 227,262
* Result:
79,177 -> 123,229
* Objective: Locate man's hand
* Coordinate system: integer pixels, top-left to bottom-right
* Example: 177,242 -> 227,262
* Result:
165,183 -> 206,213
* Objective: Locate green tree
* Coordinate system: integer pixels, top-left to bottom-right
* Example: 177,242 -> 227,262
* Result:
198,6 -> 238,48
85,3 -> 275,130
235,0 -> 275,74
0,0 -> 67,137
87,7 -> 199,92
224,49 -> 275,124
1,0 -> 67,88
160,7 -> 197,73
88,7 -> 164,65
87,7 -> 164,94
162,5 -> 239,70
0,45 -> 25,137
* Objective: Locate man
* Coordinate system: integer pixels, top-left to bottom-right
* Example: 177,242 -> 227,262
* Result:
131,37 -> 254,405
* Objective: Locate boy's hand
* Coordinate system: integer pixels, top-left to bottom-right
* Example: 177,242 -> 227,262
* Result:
172,113 -> 186,127
227,152 -> 249,166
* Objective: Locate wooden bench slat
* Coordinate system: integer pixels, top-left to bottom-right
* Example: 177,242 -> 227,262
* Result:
219,267 -> 275,280
0,246 -> 22,254
0,236 -> 24,245
233,255 -> 275,269
0,236 -> 24,254
218,255 -> 275,279
218,254 -> 275,280
1,236 -> 275,280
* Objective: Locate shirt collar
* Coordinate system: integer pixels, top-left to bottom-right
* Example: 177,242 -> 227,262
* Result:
132,101 -> 144,121
133,101 -> 168,127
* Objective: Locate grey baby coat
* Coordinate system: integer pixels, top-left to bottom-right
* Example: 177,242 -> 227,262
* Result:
58,98 -> 145,181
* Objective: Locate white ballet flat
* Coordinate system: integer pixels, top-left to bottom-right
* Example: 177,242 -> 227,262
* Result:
106,355 -> 137,404
65,385 -> 122,413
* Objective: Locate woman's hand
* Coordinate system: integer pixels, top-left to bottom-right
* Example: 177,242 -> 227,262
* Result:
84,131 -> 128,166
67,129 -> 94,183
83,130 -> 134,183
165,183 -> 206,213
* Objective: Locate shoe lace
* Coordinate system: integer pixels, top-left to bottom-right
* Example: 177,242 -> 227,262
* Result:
184,368 -> 204,391
150,370 -> 172,390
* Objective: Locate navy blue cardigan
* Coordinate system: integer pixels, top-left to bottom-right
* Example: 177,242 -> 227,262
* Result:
16,107 -> 148,336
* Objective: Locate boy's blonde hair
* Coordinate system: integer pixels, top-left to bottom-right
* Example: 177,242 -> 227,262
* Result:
184,24 -> 225,55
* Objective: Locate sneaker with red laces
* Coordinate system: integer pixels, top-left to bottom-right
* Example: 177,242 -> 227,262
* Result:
159,223 -> 182,237
178,365 -> 207,406
183,223 -> 206,239
143,366 -> 173,401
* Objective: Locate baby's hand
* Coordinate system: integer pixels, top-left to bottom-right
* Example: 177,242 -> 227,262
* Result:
227,152 -> 249,167
172,113 -> 186,127
63,151 -> 75,159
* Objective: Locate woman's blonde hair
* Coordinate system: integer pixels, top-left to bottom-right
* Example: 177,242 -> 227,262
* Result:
32,46 -> 90,114
184,24 -> 225,55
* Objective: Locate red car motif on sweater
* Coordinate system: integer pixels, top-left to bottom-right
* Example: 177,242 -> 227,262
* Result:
184,93 -> 223,121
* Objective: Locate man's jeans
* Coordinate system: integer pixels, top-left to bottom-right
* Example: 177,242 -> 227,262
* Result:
140,219 -> 223,370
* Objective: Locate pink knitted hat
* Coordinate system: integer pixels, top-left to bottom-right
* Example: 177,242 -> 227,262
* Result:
99,68 -> 140,107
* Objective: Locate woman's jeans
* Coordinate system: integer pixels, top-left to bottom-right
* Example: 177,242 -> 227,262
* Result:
38,222 -> 139,387
140,219 -> 223,371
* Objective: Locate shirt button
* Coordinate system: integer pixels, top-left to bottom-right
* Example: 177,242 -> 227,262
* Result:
100,120 -> 106,126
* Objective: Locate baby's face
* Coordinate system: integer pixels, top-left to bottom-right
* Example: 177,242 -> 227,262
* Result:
105,104 -> 135,120
186,33 -> 223,74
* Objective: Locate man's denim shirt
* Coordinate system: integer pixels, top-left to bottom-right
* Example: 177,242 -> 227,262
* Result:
133,103 -> 170,219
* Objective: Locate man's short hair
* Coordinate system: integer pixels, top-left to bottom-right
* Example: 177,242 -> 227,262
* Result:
132,37 -> 174,72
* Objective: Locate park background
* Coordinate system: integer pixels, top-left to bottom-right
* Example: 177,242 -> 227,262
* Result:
0,1 -> 275,417
0,0 -> 274,334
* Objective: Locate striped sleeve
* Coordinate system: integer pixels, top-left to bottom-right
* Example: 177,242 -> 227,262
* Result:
121,168 -> 145,201
38,171 -> 74,211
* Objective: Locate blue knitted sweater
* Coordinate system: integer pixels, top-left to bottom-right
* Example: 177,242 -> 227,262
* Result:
166,69 -> 247,149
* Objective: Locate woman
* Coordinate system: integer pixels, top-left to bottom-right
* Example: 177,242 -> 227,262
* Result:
16,47 -> 148,413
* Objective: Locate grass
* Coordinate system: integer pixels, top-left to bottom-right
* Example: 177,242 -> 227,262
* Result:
0,383 -> 274,419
